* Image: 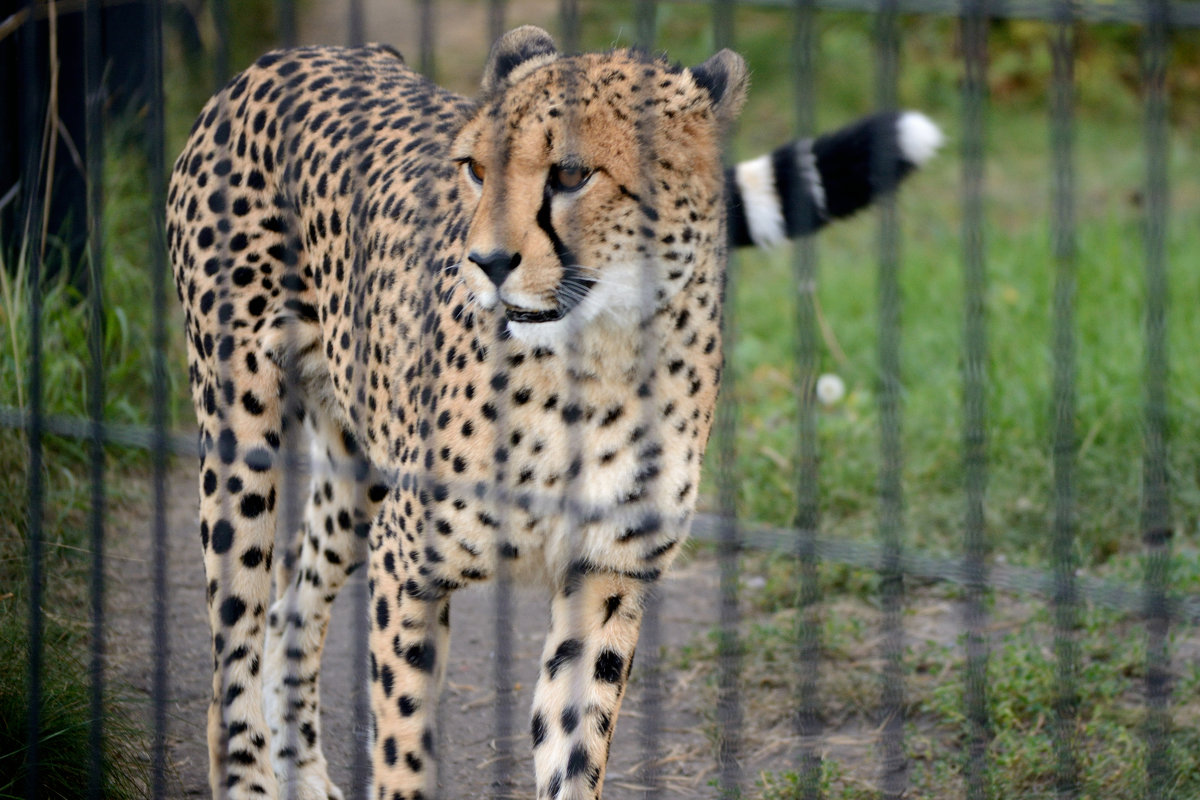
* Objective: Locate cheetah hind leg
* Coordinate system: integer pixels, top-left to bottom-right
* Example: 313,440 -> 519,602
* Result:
264,408 -> 383,800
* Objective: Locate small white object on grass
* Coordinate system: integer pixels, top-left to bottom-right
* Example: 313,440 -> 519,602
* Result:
816,373 -> 846,406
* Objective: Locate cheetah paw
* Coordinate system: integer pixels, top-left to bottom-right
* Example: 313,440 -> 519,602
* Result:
279,773 -> 344,800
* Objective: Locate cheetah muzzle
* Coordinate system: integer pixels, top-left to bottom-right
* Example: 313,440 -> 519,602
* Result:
168,23 -> 940,800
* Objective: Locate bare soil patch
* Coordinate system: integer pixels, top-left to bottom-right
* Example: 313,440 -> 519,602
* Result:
105,467 -> 750,798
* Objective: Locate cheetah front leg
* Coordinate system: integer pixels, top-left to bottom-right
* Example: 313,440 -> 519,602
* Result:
367,527 -> 452,799
531,571 -> 647,800
264,410 -> 386,800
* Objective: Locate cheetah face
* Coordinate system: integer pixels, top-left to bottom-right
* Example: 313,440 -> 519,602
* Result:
451,28 -> 747,347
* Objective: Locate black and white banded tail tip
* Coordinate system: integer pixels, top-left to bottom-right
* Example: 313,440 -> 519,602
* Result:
727,110 -> 944,249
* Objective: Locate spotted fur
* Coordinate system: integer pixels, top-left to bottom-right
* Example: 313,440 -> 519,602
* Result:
168,25 -> 935,800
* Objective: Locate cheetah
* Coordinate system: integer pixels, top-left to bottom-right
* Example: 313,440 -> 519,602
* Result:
167,25 -> 940,800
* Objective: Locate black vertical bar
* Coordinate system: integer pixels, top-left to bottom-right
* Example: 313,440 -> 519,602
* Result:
145,1 -> 172,796
490,557 -> 516,797
278,0 -> 297,48
1049,2 -> 1080,797
488,0 -> 507,45
873,1 -> 906,797
631,39 -> 665,800
713,0 -> 734,51
635,0 -> 657,50
213,0 -> 230,88
637,589 -> 664,800
418,0 -> 435,79
960,1 -> 991,797
21,0 -> 46,794
84,1 -> 107,797
350,568 -> 372,800
712,4 -> 742,799
559,0 -> 580,53
481,76 -> 517,800
1140,1 -> 1172,797
790,2 -> 822,799
348,0 -> 365,47
323,62 -> 375,800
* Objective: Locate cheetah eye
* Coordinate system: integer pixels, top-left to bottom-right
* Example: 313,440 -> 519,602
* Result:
549,163 -> 593,193
462,158 -> 486,185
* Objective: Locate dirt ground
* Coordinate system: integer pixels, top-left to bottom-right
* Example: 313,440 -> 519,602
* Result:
107,467 -> 769,798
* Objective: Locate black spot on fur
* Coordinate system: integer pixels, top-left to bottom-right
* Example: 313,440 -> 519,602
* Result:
531,711 -> 547,747
603,594 -> 622,624
566,745 -> 589,778
211,520 -> 234,554
219,595 -> 247,626
545,638 -> 582,679
382,736 -> 397,766
594,650 -> 624,683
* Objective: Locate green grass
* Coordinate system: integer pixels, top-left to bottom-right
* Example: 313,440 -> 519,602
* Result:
723,137 -> 1200,563
0,140 -> 171,798
0,618 -> 150,800
570,5 -> 1200,798
686,554 -> 1200,799
569,4 -> 1200,566
0,3 -> 275,794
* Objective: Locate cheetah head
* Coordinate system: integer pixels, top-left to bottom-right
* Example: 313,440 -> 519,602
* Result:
451,26 -> 748,347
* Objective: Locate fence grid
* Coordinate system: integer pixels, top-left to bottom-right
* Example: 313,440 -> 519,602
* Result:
4,0 -> 1188,798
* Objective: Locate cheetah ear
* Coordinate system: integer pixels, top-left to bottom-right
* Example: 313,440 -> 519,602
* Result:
482,25 -> 559,94
689,49 -> 749,125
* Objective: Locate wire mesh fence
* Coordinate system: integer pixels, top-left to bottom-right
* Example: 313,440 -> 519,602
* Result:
2,1 -> 1195,798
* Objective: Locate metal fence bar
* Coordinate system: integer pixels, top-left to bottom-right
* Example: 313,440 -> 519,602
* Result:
0,407 -> 196,454
478,46 -> 519,800
488,0 -> 507,45
346,137 -> 372,800
348,0 -> 365,46
278,0 -> 296,48
490,550 -> 516,800
213,0 -> 230,88
1049,2 -> 1081,797
145,1 -> 172,796
788,2 -> 824,797
20,0 -> 47,794
560,0 -> 580,52
635,0 -> 657,50
1140,0 -> 1173,796
690,517 -> 1200,624
633,14 -> 665,796
83,1 -> 107,798
592,11 -> 672,799
960,0 -> 991,796
713,2 -> 744,797
872,1 -> 907,796
418,0 -> 435,79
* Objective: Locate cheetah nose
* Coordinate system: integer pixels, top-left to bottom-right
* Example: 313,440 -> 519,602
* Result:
468,249 -> 522,288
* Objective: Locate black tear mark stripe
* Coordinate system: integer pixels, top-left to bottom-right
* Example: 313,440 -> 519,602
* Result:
535,186 -> 595,317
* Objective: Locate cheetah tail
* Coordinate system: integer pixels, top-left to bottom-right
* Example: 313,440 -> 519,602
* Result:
725,110 -> 943,249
